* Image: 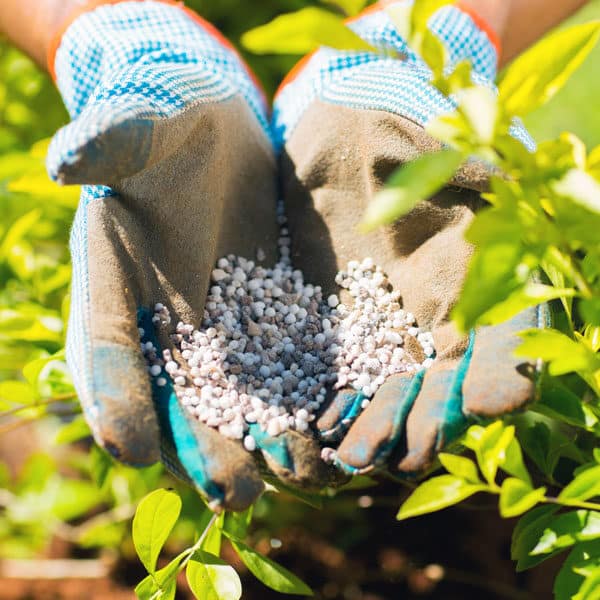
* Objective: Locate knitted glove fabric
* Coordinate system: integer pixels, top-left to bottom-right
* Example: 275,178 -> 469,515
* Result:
274,0 -> 545,477
47,0 -> 330,510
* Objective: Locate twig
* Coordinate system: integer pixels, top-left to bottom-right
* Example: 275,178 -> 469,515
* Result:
0,394 -> 78,419
148,512 -> 218,600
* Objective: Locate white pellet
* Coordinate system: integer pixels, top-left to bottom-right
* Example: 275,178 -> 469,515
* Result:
244,435 -> 257,452
142,208 -> 436,459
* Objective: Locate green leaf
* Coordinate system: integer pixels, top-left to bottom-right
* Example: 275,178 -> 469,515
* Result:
320,0 -> 370,17
531,510 -> 600,555
463,422 -> 515,485
135,574 -> 176,600
132,489 -> 182,574
134,547 -> 187,599
223,506 -> 253,540
89,445 -> 113,489
555,541 -> 600,600
512,505 -> 562,571
499,22 -> 600,116
135,575 -> 157,600
573,564 -> 600,599
456,86 -> 499,146
79,521 -> 125,549
186,551 -> 242,600
0,208 -> 40,258
554,169 -> 600,214
499,478 -> 546,518
241,8 -> 375,55
452,242 -> 527,332
360,149 -> 464,231
511,505 -> 559,560
54,415 -> 91,445
17,452 -> 55,492
438,453 -> 481,483
397,475 -> 486,520
559,465 -> 600,502
519,418 -> 588,479
22,350 -> 66,387
407,0 -> 454,43
503,437 -> 533,488
581,298 -> 600,326
229,538 -> 313,596
515,329 -> 600,376
202,513 -> 223,556
420,30 -> 447,79
51,479 -> 102,521
0,305 -> 63,344
477,283 -> 576,327
0,380 -> 36,405
534,378 -> 600,433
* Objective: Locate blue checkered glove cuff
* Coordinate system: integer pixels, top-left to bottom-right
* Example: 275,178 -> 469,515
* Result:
48,0 -> 269,180
272,0 -> 534,150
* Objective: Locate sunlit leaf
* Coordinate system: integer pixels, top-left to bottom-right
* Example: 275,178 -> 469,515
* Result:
132,489 -> 182,574
531,510 -> 600,555
559,465 -> 600,502
229,537 -> 313,595
477,283 -> 576,327
187,551 -> 242,600
499,22 -> 600,115
54,415 -> 90,445
241,8 -> 375,55
438,453 -> 481,483
511,505 -> 561,571
0,379 -> 36,405
360,149 -> 464,231
554,541 -> 600,600
499,478 -> 546,518
397,475 -> 486,520
516,329 -> 600,376
553,168 -> 600,214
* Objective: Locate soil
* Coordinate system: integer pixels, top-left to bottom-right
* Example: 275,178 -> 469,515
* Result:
1,478 -> 560,600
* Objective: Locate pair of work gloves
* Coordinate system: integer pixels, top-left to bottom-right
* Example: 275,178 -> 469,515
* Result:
47,0 -> 544,511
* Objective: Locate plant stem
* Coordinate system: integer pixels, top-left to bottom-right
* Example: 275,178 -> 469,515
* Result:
149,512 -> 219,600
0,394 -> 78,419
179,512 -> 218,569
544,496 -> 600,511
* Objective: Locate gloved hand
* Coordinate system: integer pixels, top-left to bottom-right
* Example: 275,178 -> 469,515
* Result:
48,0 -> 331,510
274,1 -> 547,476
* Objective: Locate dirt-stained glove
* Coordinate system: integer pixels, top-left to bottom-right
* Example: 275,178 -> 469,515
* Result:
47,0 -> 329,510
274,0 -> 547,477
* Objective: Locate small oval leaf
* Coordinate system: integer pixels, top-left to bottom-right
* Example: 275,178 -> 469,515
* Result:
499,478 -> 546,518
559,465 -> 600,502
438,453 -> 481,483
499,22 -> 600,116
397,475 -> 486,520
231,539 -> 313,595
187,551 -> 242,600
361,149 -> 464,231
132,489 -> 182,574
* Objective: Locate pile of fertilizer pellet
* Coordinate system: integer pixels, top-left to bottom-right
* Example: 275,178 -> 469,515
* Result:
141,206 -> 435,454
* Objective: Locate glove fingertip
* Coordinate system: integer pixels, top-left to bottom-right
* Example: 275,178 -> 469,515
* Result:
141,310 -> 264,512
316,389 -> 366,443
46,112 -> 153,185
83,343 -> 162,466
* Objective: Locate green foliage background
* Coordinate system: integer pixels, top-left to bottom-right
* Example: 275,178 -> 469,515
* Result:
2,0 -> 600,598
